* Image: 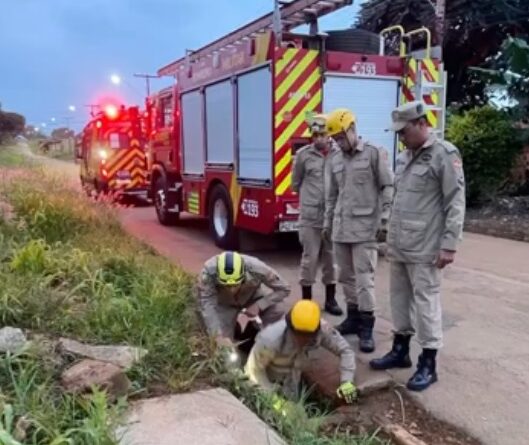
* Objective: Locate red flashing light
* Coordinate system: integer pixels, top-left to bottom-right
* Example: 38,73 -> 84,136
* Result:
104,104 -> 119,120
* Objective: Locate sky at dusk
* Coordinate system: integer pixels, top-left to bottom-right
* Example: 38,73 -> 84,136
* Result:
0,0 -> 365,133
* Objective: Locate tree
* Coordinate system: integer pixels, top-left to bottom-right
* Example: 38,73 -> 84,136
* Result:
356,0 -> 529,107
446,106 -> 522,203
471,36 -> 529,121
0,110 -> 26,143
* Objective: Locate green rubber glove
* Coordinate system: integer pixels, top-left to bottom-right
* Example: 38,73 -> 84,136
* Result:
336,381 -> 357,404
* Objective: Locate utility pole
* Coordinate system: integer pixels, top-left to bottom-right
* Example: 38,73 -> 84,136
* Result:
435,0 -> 446,46
133,73 -> 159,97
84,104 -> 100,117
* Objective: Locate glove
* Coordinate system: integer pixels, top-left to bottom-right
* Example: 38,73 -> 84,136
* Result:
271,394 -> 296,417
336,381 -> 357,404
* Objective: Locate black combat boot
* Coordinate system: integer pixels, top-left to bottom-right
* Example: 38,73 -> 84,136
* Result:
359,312 -> 376,353
324,284 -> 343,316
407,349 -> 438,391
302,285 -> 312,300
369,334 -> 413,370
335,304 -> 360,335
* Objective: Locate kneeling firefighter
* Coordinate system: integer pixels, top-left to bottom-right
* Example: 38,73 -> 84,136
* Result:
197,251 -> 290,354
244,300 -> 357,404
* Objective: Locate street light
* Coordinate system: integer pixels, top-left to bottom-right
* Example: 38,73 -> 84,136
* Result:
41,123 -> 47,128
110,74 -> 121,85
68,105 -> 76,112
51,117 -> 56,123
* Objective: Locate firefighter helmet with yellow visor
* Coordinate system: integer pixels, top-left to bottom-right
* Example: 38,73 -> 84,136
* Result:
216,251 -> 245,286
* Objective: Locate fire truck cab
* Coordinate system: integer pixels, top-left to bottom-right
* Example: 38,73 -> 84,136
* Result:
147,0 -> 446,248
78,104 -> 149,198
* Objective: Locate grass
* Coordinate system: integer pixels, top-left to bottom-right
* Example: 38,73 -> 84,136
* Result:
0,166 -> 209,444
0,144 -> 28,167
0,157 -> 386,445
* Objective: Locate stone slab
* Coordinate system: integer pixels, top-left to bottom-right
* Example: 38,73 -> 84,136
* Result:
117,388 -> 285,445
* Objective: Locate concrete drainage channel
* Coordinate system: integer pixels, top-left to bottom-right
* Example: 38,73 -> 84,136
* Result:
303,349 -> 482,445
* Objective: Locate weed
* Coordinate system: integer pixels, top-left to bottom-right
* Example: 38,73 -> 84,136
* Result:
0,349 -> 125,445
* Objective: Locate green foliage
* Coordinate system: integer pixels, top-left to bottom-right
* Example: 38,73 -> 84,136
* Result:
0,166 -> 211,443
0,145 -> 27,167
0,349 -> 125,445
471,36 -> 529,118
0,110 -> 26,143
446,106 -> 522,203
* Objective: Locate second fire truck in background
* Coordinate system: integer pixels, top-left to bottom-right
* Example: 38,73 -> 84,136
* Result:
78,104 -> 149,199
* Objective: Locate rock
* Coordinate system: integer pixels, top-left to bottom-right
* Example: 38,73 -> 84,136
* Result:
117,388 -> 285,445
61,359 -> 131,399
0,327 -> 27,353
59,338 -> 147,370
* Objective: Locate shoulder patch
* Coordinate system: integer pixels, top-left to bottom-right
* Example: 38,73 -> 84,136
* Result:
439,139 -> 458,154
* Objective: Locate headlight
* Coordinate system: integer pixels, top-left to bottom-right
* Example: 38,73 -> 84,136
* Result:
98,149 -> 108,160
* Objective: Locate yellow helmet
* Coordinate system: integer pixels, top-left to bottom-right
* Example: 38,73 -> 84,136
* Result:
216,251 -> 245,286
286,300 -> 321,334
326,108 -> 356,136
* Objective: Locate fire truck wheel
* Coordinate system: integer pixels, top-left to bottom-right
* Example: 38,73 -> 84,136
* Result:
208,185 -> 239,249
154,175 -> 179,226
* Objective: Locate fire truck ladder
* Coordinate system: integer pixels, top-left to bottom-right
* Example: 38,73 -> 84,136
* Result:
380,26 -> 447,138
158,0 -> 353,77
406,28 -> 447,138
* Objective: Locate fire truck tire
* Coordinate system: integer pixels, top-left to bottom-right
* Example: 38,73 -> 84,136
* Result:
208,185 -> 239,250
154,175 -> 179,226
324,28 -> 380,54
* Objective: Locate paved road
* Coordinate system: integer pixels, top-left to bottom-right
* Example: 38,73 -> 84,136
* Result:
34,158 -> 529,445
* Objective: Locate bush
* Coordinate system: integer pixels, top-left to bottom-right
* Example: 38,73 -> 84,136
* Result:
446,106 -> 522,204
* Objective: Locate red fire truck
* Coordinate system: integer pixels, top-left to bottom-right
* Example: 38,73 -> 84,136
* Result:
78,104 -> 149,198
146,0 -> 446,248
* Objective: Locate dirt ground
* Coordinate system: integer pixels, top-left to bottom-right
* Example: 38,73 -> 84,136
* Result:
465,195 -> 529,242
323,388 -> 481,445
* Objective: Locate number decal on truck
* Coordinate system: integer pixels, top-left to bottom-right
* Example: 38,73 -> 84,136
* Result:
241,199 -> 259,218
351,62 -> 377,76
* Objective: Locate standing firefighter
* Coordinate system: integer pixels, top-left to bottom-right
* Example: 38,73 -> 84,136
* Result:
324,108 -> 394,353
370,101 -> 465,391
198,252 -> 290,351
245,300 -> 357,404
292,114 -> 342,315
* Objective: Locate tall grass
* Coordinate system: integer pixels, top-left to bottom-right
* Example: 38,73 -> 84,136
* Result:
0,169 -> 208,392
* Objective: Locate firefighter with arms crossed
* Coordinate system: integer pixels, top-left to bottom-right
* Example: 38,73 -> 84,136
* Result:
291,113 -> 342,315
370,101 -> 465,391
198,251 -> 290,351
324,108 -> 394,353
245,300 -> 357,404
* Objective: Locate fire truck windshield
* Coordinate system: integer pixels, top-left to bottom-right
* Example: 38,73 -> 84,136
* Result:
108,132 -> 130,149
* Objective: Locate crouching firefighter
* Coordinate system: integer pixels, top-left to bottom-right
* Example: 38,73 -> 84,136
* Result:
244,300 -> 357,404
197,251 -> 290,354
291,113 -> 342,316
